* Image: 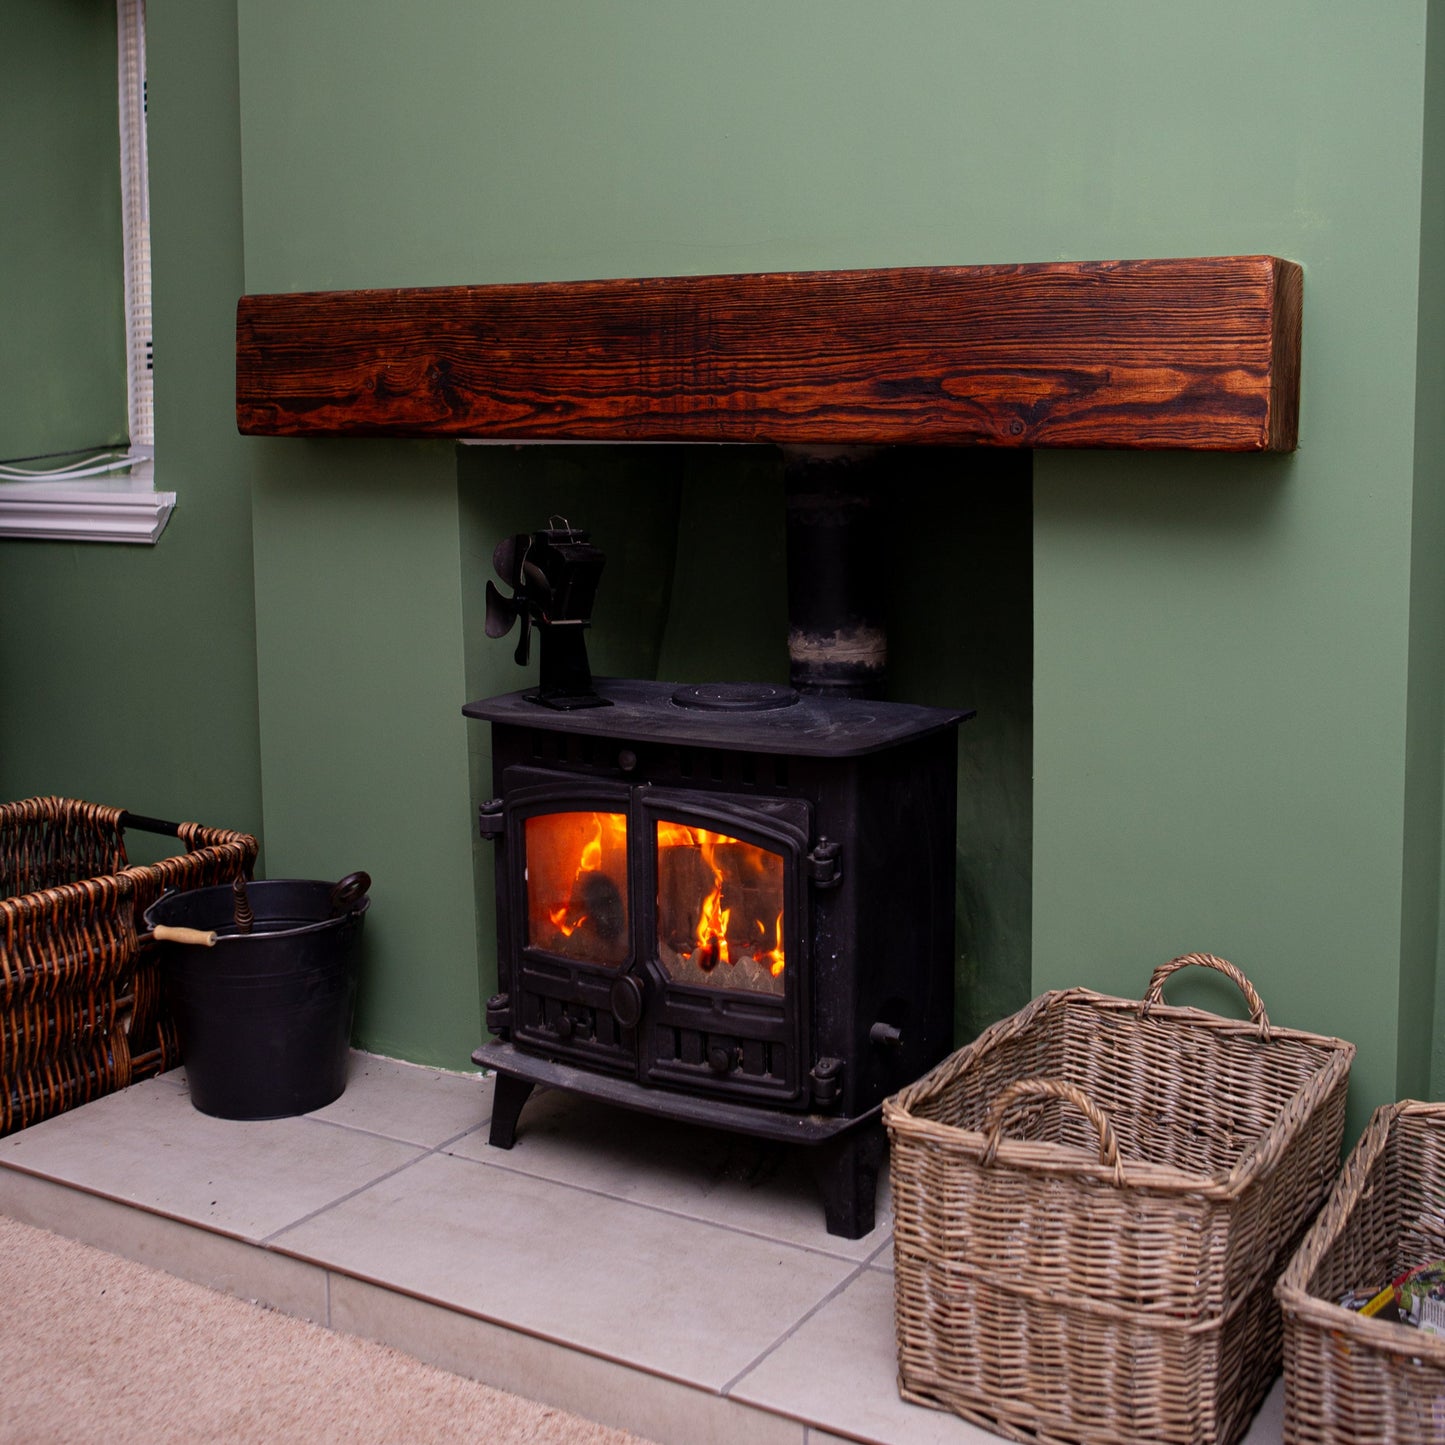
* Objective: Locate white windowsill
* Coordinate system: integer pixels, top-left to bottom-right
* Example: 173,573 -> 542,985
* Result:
0,457 -> 174,544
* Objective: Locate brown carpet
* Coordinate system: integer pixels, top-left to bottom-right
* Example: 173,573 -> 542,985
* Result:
0,1214 -> 657,1444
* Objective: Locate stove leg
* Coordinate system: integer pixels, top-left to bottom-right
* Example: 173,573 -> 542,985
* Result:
810,1122 -> 886,1239
488,1072 -> 535,1149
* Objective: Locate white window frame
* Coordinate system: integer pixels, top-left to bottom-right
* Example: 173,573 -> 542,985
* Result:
0,0 -> 173,544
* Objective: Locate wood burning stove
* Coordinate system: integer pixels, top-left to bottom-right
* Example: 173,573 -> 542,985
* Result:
466,518 -> 968,1237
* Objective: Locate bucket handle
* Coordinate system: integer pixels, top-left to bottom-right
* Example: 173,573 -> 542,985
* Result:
140,888 -> 217,948
330,871 -> 372,916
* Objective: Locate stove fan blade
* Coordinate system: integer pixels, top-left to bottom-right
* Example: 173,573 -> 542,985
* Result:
481,520 -> 610,708
485,534 -> 555,665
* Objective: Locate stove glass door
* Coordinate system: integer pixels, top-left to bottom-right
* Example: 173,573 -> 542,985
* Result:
522,810 -> 629,967
654,822 -> 785,997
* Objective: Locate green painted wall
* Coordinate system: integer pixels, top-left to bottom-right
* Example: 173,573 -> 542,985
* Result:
0,0 -> 127,460
1028,6 -> 1434,1145
248,440 -> 476,1063
232,0 -> 1439,1139
7,1 -> 1441,1143
0,2 -> 262,854
1417,3 -> 1445,1098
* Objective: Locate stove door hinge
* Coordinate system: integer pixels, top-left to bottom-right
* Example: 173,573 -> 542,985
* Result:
805,837 -> 842,889
477,798 -> 505,840
485,992 -> 512,1039
809,1056 -> 844,1110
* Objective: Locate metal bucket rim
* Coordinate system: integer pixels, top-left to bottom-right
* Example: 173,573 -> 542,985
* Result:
145,879 -> 370,943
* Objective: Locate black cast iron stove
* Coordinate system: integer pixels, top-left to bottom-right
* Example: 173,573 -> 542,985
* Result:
466,514 -> 967,1237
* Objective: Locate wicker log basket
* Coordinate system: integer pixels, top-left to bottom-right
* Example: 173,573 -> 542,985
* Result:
1276,1101 -> 1445,1444
882,953 -> 1355,1445
0,796 -> 258,1135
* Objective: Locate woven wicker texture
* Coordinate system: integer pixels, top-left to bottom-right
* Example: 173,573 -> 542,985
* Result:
0,797 -> 257,1135
1276,1101 -> 1445,1444
883,953 -> 1355,1445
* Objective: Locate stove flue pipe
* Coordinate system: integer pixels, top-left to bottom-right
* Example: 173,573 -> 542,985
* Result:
781,445 -> 889,699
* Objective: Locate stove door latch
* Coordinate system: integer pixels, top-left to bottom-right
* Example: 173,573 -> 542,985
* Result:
477,798 -> 505,840
805,838 -> 843,889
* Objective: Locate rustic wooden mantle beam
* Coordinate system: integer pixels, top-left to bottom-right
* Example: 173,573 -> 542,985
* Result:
236,256 -> 1300,450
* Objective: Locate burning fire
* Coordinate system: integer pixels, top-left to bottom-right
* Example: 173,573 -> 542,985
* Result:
761,911 -> 785,977
525,810 -> 784,988
655,822 -> 784,979
525,811 -> 629,964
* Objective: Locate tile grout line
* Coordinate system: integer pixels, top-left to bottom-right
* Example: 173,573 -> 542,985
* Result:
444,1142 -> 889,1265
258,1127 -> 478,1247
716,1255 -> 875,1399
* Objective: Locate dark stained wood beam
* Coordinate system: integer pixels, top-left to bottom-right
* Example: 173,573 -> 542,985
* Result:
236,256 -> 1301,450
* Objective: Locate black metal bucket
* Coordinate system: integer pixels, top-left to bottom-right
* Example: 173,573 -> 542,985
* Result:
144,874 -> 370,1120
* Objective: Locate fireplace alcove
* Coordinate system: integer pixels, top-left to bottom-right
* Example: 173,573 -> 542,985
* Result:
235,257 -> 1300,1234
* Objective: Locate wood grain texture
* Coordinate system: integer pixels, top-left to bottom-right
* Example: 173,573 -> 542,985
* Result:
236,257 -> 1301,450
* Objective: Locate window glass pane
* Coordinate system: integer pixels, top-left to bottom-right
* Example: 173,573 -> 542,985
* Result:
656,822 -> 784,996
524,812 -> 629,966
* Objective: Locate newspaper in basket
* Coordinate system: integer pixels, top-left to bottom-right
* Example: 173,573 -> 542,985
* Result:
883,953 -> 1355,1445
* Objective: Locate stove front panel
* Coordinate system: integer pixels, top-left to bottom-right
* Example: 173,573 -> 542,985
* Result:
479,682 -> 961,1126
498,762 -> 813,1108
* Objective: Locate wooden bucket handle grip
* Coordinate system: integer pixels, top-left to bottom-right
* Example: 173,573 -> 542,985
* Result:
981,1077 -> 1125,1186
151,924 -> 217,948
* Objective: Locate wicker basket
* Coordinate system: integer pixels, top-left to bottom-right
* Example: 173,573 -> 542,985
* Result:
883,953 -> 1356,1445
1276,1101 -> 1445,1443
0,796 -> 258,1134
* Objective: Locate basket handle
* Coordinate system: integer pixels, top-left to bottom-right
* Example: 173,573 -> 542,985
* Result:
980,1078 -> 1125,1187
1142,952 -> 1271,1039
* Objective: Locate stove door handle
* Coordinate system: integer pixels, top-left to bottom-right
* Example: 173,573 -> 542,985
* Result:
609,973 -> 646,1029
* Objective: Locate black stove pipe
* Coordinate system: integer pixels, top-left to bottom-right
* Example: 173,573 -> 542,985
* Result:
781,445 -> 888,699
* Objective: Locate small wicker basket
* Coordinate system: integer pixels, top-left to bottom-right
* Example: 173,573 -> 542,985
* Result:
0,796 -> 258,1134
1276,1100 -> 1445,1444
883,953 -> 1355,1445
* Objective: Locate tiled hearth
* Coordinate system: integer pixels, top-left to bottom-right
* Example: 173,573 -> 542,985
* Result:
0,1054 -> 1285,1444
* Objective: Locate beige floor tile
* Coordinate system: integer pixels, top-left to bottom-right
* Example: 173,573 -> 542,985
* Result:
738,1266 -> 1287,1445
449,1084 -> 891,1259
275,1148 -> 855,1390
730,1266 -> 1006,1445
305,1051 -> 492,1146
331,1274 -> 805,1445
0,1076 -> 424,1242
0,1168 -> 329,1321
0,1057 -> 1286,1445
1241,1380 -> 1285,1443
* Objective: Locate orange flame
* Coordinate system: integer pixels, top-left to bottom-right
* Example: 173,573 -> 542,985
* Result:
527,811 -> 628,959
763,911 -> 785,977
578,816 -> 604,874
655,823 -> 785,978
548,903 -> 583,937
697,876 -> 731,967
